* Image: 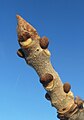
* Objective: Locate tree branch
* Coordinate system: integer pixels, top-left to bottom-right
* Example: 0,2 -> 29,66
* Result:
16,15 -> 84,120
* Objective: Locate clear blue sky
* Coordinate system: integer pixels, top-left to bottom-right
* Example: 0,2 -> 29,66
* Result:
0,0 -> 84,120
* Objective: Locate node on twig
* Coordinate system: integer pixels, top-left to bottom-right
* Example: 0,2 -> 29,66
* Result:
40,73 -> 53,87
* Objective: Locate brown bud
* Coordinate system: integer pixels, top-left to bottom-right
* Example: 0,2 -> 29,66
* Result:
45,93 -> 51,101
40,73 -> 53,87
40,36 -> 49,49
17,48 -> 25,58
63,82 -> 71,93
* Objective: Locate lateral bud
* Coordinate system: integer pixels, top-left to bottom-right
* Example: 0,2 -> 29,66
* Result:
40,73 -> 53,87
45,93 -> 51,101
40,36 -> 49,49
63,82 -> 71,93
17,48 -> 25,58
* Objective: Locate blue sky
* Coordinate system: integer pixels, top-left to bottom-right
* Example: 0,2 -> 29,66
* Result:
0,0 -> 84,120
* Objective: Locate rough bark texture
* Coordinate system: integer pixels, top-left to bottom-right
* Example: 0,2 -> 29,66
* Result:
16,15 -> 84,120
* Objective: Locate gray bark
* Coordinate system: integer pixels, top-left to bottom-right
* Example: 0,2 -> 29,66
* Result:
16,15 -> 84,120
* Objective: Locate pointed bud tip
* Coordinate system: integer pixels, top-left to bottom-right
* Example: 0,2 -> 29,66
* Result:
16,15 -> 25,23
16,15 -> 39,40
16,15 -> 21,20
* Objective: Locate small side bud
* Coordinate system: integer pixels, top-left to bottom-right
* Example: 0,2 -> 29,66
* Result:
40,36 -> 49,49
17,48 -> 25,58
40,73 -> 53,87
45,93 -> 51,101
63,82 -> 71,93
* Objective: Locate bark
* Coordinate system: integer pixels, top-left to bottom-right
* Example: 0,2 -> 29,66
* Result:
16,15 -> 84,120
